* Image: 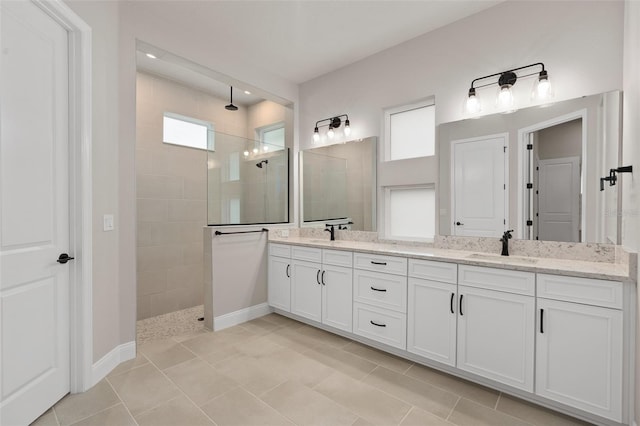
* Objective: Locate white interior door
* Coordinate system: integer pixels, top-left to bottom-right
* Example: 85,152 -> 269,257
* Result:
0,2 -> 71,424
452,135 -> 507,237
536,157 -> 580,242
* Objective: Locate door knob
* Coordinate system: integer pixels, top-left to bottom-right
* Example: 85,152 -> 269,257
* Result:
456,221 -> 464,226
57,253 -> 75,264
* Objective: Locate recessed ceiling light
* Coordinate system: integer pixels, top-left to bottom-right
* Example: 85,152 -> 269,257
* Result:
145,53 -> 157,59
244,90 -> 251,95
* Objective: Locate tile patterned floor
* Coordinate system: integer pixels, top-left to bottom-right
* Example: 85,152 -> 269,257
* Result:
33,312 -> 592,426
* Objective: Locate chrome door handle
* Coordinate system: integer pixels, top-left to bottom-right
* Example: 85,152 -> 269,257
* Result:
456,221 -> 464,226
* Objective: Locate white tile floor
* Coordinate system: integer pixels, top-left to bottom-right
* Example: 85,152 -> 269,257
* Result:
32,310 -> 592,426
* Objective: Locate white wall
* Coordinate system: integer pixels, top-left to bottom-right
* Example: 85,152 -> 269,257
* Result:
64,0 -> 123,363
622,1 -> 640,423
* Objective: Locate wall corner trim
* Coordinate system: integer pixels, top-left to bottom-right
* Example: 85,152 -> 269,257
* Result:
213,303 -> 273,331
90,341 -> 136,388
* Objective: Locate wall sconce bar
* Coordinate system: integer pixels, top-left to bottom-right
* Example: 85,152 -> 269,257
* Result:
466,62 -> 551,113
313,114 -> 351,142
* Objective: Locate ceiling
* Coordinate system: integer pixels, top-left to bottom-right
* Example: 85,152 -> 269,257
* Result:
136,1 -> 502,103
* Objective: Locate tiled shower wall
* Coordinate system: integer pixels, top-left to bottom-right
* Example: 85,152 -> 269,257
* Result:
135,72 -> 248,319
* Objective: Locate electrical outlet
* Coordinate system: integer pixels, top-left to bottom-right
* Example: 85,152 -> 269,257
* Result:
103,214 -> 114,231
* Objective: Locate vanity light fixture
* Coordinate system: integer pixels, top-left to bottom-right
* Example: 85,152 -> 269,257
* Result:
312,114 -> 351,142
465,63 -> 552,114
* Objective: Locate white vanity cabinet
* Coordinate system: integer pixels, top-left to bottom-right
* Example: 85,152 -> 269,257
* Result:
457,265 -> 535,392
407,259 -> 458,366
535,274 -> 623,422
267,244 -> 291,311
289,246 -> 353,332
352,253 -> 408,349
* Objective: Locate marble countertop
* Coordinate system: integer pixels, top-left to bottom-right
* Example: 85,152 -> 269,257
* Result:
269,236 -> 633,282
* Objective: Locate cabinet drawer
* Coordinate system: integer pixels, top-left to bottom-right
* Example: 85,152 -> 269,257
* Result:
408,259 -> 457,283
354,269 -> 407,313
353,253 -> 407,275
537,274 -> 623,309
353,302 -> 407,350
323,249 -> 353,267
270,243 -> 291,258
291,246 -> 322,262
459,265 -> 534,296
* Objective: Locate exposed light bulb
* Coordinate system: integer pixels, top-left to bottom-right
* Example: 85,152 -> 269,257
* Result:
243,150 -> 249,157
262,145 -> 269,152
145,53 -> 157,59
534,70 -> 552,100
465,88 -> 480,113
244,90 -> 251,95
313,127 -> 320,142
253,148 -> 259,154
344,119 -> 351,136
497,85 -> 514,109
327,127 -> 335,139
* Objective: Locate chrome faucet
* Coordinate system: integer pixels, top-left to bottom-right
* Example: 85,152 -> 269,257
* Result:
325,224 -> 336,241
500,230 -> 514,256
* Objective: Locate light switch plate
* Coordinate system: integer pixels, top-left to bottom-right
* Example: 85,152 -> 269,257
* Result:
103,214 -> 114,231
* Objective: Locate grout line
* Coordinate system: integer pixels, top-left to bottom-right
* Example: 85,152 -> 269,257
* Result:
445,396 -> 461,421
64,402 -> 125,426
51,405 -> 61,426
397,405 -> 414,425
494,392 -> 502,410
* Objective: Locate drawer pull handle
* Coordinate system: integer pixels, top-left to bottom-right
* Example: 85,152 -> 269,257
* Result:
370,320 -> 386,327
540,308 -> 544,334
286,264 -> 290,278
370,286 -> 387,292
371,261 -> 387,266
321,270 -> 326,286
316,270 -> 321,285
450,292 -> 455,314
459,294 -> 464,316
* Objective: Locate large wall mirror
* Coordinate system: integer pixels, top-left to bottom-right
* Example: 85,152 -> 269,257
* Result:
300,137 -> 377,231
438,91 -> 622,244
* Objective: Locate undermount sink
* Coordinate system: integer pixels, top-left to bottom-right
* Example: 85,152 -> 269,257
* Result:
467,253 -> 539,265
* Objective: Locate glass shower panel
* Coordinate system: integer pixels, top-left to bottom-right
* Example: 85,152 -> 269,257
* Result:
207,131 -> 289,225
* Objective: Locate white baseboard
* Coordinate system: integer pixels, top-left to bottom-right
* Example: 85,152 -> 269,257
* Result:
91,341 -> 136,387
213,303 -> 273,331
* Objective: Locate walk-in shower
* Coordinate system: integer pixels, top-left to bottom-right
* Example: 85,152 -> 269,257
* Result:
207,132 -> 289,225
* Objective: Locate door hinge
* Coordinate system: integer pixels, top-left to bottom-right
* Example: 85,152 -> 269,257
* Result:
536,166 -> 539,171
504,184 -> 506,190
527,144 -> 533,150
526,220 -> 533,226
536,190 -> 539,195
504,219 -> 506,225
503,146 -> 507,153
526,183 -> 533,189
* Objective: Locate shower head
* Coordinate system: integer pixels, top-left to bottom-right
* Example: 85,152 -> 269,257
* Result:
225,86 -> 238,111
256,159 -> 269,168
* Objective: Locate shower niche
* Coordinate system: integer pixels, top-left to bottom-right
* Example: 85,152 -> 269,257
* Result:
207,131 -> 289,225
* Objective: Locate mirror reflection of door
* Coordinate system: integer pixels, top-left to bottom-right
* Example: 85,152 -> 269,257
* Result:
451,134 -> 507,237
529,119 -> 582,242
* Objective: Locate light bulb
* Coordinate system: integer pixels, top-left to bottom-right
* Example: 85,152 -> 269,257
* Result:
262,145 -> 269,152
145,53 -> 157,59
465,88 -> 480,113
327,127 -> 335,139
497,85 -> 514,109
533,70 -> 552,100
313,127 -> 320,142
243,150 -> 249,157
253,148 -> 258,154
344,119 -> 351,136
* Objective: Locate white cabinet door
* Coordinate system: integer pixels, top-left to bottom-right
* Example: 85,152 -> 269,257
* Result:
268,255 -> 290,311
291,260 -> 322,322
407,278 -> 457,366
457,285 -> 534,392
321,264 -> 353,332
536,298 -> 622,422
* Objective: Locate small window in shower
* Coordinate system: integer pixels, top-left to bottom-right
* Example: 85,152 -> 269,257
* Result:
258,123 -> 285,151
163,112 -> 214,151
